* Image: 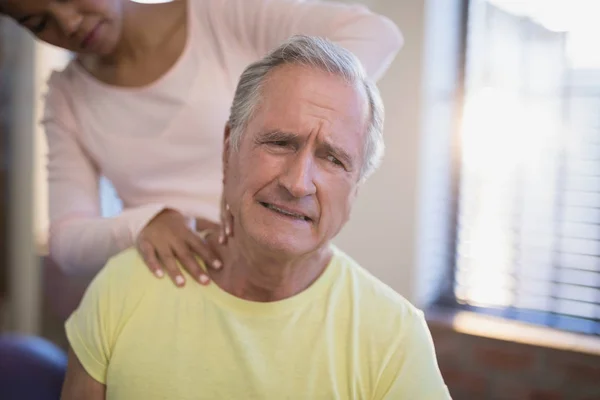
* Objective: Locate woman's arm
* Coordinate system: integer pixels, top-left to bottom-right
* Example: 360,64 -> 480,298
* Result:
43,73 -> 167,273
217,0 -> 403,81
44,73 -> 223,283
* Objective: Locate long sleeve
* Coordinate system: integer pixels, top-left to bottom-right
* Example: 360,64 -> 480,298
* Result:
216,0 -> 403,81
43,74 -> 166,273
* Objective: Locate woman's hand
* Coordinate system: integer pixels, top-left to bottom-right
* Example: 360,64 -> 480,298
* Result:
217,199 -> 234,245
137,209 -> 223,287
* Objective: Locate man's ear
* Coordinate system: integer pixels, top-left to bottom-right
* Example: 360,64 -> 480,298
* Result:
222,124 -> 232,182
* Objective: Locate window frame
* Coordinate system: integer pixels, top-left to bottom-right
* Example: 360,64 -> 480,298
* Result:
434,0 -> 600,337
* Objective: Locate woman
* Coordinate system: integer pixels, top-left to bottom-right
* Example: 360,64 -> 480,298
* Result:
1,0 -> 402,288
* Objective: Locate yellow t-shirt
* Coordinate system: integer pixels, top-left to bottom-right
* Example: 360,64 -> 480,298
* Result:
65,246 -> 450,399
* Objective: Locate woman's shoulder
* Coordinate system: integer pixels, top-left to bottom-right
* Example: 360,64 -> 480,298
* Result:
187,0 -> 244,27
43,60 -> 90,121
46,59 -> 84,96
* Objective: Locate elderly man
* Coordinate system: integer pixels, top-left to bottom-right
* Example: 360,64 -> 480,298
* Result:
61,36 -> 450,399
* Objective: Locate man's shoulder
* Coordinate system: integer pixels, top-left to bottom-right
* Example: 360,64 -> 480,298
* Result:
331,247 -> 424,324
332,250 -> 451,399
91,247 -> 156,295
106,247 -> 153,278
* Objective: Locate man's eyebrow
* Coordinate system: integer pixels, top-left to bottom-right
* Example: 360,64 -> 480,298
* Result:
322,140 -> 354,170
256,130 -> 355,169
255,130 -> 299,143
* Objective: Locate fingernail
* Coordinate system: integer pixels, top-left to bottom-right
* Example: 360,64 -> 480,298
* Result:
199,275 -> 209,284
213,260 -> 222,269
218,234 -> 225,244
225,226 -> 231,236
175,275 -> 185,286
225,203 -> 230,211
155,269 -> 164,278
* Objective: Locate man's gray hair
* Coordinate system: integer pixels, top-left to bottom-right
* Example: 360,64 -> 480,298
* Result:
228,35 -> 384,181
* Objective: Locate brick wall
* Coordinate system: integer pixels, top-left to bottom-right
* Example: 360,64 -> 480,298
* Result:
429,322 -> 600,400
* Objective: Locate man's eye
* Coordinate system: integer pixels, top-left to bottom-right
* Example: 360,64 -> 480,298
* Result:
327,155 -> 344,168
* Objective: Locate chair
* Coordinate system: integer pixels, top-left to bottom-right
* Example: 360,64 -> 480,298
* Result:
0,335 -> 67,400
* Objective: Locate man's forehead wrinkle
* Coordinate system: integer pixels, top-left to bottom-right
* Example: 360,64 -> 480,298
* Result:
255,124 -> 357,168
305,96 -> 339,114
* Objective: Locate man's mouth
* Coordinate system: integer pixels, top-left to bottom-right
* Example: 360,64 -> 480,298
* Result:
259,202 -> 311,222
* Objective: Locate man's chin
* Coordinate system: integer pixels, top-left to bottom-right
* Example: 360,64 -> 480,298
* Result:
251,233 -> 315,257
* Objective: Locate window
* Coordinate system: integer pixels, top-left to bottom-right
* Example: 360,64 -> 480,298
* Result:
445,0 -> 600,335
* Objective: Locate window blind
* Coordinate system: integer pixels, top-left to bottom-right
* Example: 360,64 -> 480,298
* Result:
451,0 -> 600,335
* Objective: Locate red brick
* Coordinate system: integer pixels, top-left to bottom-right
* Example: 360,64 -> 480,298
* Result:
565,363 -> 600,384
491,382 -> 566,400
528,389 -> 564,400
439,364 -> 488,398
430,326 -> 463,359
490,377 -> 536,400
545,349 -> 600,385
490,382 -> 530,400
472,341 -> 536,372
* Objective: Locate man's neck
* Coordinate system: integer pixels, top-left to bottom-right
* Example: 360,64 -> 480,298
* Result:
210,239 -> 333,302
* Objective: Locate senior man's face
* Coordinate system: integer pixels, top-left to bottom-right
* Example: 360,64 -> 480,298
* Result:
223,64 -> 369,256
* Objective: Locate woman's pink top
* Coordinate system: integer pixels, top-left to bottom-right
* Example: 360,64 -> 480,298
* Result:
43,0 -> 403,272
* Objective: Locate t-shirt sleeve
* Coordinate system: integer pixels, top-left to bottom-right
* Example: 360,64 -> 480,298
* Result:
376,310 -> 452,400
64,250 -> 140,384
207,0 -> 403,81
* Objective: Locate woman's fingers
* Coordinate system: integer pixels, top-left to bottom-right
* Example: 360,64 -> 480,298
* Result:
137,210 -> 227,287
138,239 -> 165,279
195,218 -> 219,233
189,230 -> 222,271
174,241 -> 211,285
218,228 -> 226,245
155,244 -> 186,287
225,203 -> 234,238
218,203 -> 233,244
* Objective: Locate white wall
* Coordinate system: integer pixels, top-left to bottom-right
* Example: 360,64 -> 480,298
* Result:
334,0 -> 427,302
334,0 -> 463,306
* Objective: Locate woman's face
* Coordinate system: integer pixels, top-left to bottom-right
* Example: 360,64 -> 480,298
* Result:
1,0 -> 123,55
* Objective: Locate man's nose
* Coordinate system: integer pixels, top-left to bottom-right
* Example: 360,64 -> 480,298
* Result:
278,152 -> 317,198
49,4 -> 83,37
